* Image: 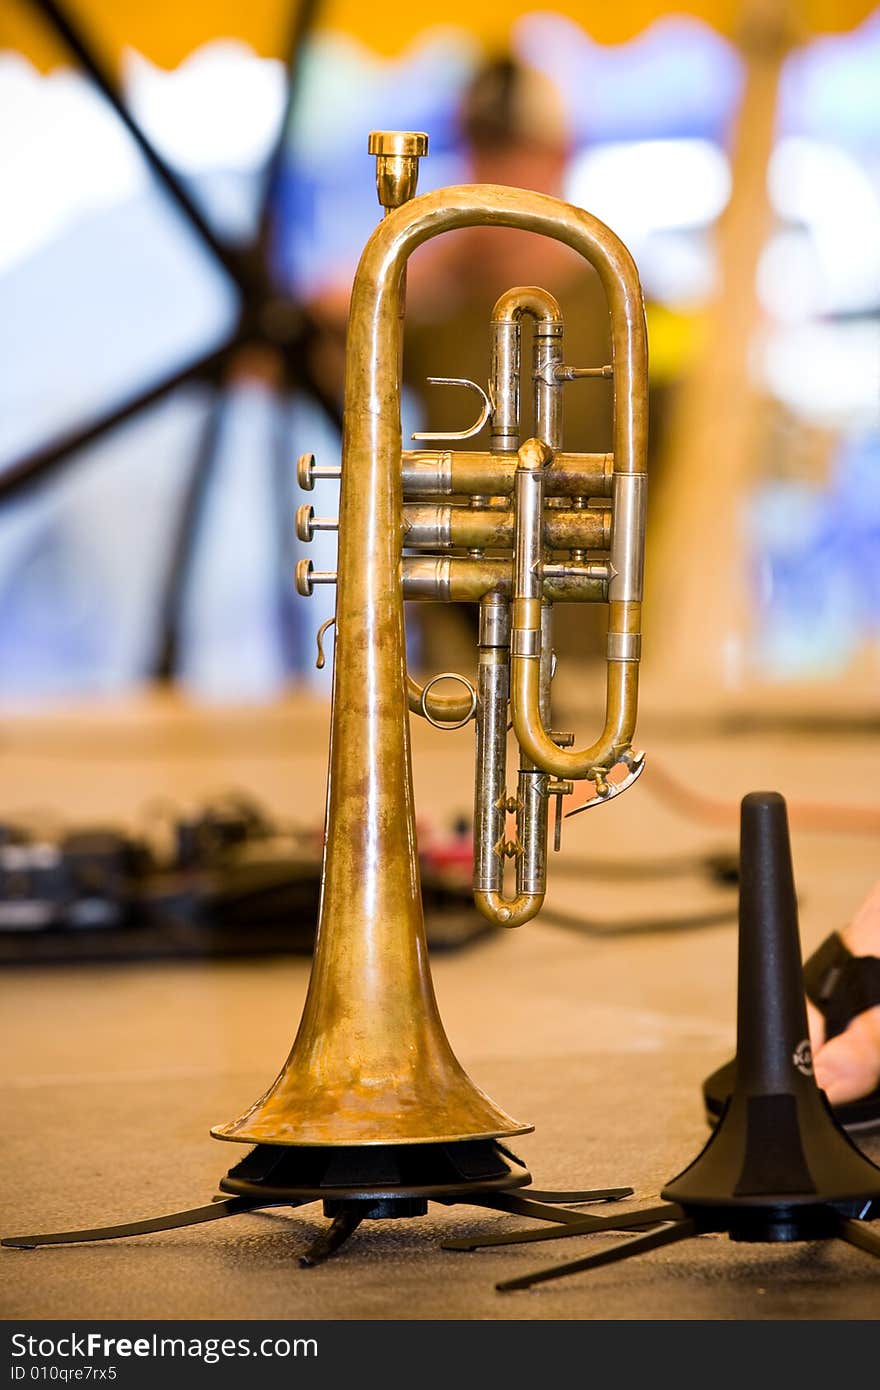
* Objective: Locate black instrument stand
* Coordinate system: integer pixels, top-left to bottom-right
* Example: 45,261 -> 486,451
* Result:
2,1140 -> 633,1267
7,0 -> 338,684
443,792 -> 880,1291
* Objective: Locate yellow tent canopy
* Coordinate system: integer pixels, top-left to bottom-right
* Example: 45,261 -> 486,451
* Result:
3,0 -> 877,71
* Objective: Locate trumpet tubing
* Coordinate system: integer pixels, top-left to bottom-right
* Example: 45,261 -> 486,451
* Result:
402,502 -> 612,552
214,132 -> 649,1151
400,448 -> 613,498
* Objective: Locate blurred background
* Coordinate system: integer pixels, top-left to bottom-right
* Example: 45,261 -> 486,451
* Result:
5,8 -> 880,1321
1,0 -> 878,712
7,0 -> 880,1329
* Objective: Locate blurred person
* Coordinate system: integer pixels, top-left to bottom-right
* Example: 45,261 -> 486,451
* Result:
808,881 -> 880,1122
402,54 -> 614,671
406,52 -> 610,370
705,878 -> 880,1133
305,54 -> 653,676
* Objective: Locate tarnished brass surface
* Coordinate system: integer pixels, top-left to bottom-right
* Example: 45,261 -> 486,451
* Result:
402,503 -> 610,551
401,449 -> 613,498
401,557 -> 608,603
214,142 -> 648,1147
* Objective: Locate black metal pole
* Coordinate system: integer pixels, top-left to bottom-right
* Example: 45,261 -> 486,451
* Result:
152,374 -> 228,680
6,0 -> 342,686
28,0 -> 253,297
256,0 -> 323,261
0,338 -> 242,504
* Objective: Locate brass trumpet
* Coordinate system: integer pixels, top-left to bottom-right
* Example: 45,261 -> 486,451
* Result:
213,131 -> 648,1155
0,132 -> 651,1268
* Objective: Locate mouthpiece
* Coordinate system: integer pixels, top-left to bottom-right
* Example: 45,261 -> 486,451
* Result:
369,130 -> 429,210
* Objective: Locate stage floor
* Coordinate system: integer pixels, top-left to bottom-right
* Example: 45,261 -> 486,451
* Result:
2,689 -> 879,1320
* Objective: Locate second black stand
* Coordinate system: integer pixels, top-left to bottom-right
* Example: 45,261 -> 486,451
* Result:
445,792 -> 880,1290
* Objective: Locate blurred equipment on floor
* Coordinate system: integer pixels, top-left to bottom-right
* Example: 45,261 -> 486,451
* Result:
0,792 -> 493,964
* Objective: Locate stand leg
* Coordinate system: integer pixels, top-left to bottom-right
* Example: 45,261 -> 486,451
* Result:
464,1191 -> 607,1225
1,1197 -> 270,1249
524,1187 -> 633,1203
443,1202 -> 682,1252
497,1215 -> 697,1291
838,1218 -> 880,1260
299,1207 -> 368,1267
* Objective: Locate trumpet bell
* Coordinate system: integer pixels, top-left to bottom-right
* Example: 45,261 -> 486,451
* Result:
211,1010 -> 530,1148
211,1055 -> 529,1149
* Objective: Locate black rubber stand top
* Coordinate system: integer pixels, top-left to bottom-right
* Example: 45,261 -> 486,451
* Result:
218,1139 -> 532,1203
